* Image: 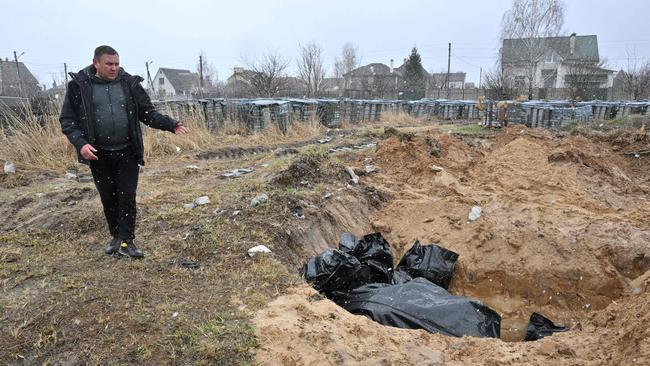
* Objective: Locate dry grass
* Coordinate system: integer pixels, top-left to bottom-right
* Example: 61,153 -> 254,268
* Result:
0,109 -> 75,172
1,106 -> 328,173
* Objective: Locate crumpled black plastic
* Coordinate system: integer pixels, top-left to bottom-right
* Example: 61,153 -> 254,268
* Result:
524,312 -> 569,341
338,277 -> 501,338
301,233 -> 394,300
302,233 -> 502,338
396,240 -> 459,289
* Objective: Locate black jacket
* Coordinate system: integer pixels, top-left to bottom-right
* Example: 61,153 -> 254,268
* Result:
60,66 -> 177,165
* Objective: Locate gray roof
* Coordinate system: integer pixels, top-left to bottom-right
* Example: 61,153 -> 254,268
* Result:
344,63 -> 399,77
0,59 -> 40,96
502,35 -> 600,64
158,68 -> 199,93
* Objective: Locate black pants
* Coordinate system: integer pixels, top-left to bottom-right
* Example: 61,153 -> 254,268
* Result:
90,146 -> 139,241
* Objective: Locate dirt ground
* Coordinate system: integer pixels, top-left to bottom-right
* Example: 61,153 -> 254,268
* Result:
1,121 -> 649,365
254,126 -> 650,365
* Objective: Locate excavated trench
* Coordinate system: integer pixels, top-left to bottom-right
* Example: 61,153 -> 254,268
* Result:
275,126 -> 650,344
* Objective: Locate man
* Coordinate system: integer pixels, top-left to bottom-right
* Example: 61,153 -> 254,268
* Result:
60,45 -> 188,259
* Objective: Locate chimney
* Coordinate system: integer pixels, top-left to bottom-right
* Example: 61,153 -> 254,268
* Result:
390,59 -> 394,73
569,33 -> 576,55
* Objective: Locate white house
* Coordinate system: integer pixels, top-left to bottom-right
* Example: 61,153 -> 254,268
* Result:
501,33 -> 614,98
151,68 -> 200,98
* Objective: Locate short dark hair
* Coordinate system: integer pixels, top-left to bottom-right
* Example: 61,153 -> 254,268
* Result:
94,45 -> 119,60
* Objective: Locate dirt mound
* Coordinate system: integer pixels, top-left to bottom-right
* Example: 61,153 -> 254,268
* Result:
254,283 -> 649,365
273,149 -> 348,187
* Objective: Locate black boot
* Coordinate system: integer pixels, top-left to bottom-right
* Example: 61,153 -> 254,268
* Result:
104,237 -> 121,255
117,240 -> 144,259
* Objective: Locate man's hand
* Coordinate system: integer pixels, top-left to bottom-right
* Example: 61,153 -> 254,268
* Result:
174,122 -> 189,135
80,144 -> 98,160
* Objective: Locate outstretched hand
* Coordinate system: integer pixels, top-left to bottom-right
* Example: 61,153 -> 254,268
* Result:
175,122 -> 189,135
80,144 -> 98,160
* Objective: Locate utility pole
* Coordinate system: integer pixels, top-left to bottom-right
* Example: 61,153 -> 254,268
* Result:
198,54 -> 204,97
446,43 -> 451,99
145,61 -> 154,93
479,67 -> 482,89
13,51 -> 24,98
64,63 -> 68,85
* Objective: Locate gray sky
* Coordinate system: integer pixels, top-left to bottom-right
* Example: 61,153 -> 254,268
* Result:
2,0 -> 649,87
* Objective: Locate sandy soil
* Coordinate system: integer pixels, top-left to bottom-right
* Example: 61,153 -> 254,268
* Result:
254,126 -> 650,365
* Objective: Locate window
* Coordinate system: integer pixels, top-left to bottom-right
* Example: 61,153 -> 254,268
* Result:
159,77 -> 165,85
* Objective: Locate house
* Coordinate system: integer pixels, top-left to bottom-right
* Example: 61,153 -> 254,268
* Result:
343,62 -> 402,99
429,72 -> 467,89
225,67 -> 307,98
501,33 -> 614,99
152,68 -> 200,98
0,58 -> 41,97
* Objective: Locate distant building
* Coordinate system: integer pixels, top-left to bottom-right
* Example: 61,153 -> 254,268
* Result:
343,62 -> 402,99
429,72 -> 467,90
0,58 -> 41,97
501,33 -> 614,99
152,68 -> 200,98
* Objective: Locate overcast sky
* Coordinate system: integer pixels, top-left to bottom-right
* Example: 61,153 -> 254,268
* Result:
2,0 -> 649,88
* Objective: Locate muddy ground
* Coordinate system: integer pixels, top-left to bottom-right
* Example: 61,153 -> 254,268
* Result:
1,122 -> 648,365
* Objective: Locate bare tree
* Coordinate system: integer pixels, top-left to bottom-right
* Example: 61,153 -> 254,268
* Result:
564,59 -> 610,100
246,51 -> 290,98
483,66 -> 515,100
334,42 -> 360,90
620,52 -> 650,100
501,0 -> 565,98
297,42 -> 327,98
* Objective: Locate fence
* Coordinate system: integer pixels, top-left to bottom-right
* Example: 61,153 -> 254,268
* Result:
153,98 -> 482,133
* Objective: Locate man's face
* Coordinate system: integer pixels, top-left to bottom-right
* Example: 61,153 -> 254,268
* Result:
93,54 -> 120,80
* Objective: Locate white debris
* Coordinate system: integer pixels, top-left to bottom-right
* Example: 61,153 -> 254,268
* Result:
248,244 -> 272,257
194,196 -> 210,206
175,146 -> 181,153
4,161 -> 16,174
220,168 -> 254,179
468,206 -> 482,221
171,312 -> 179,318
322,192 -> 333,199
65,172 -> 77,180
318,137 -> 333,144
365,165 -> 378,173
185,196 -> 210,209
346,167 -> 359,184
250,193 -> 269,206
431,164 -> 444,172
185,165 -> 202,170
634,153 -> 640,158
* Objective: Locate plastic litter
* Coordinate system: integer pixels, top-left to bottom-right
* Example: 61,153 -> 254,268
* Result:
4,161 -> 15,174
251,193 -> 269,206
248,244 -> 272,257
524,312 -> 569,341
468,206 -> 482,221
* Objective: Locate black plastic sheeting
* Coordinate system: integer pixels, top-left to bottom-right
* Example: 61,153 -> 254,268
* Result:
395,240 -> 459,289
340,278 -> 501,338
301,232 -> 500,338
524,312 -> 570,341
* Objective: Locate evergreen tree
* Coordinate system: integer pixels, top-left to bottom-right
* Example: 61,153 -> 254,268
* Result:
403,47 -> 426,97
